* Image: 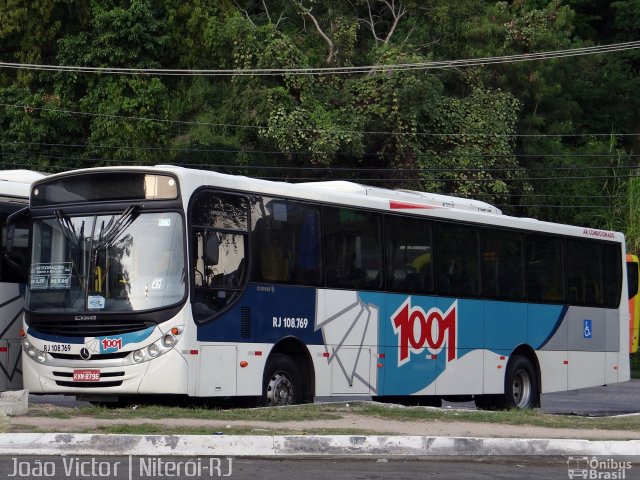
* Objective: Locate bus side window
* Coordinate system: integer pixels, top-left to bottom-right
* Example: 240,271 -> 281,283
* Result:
194,231 -> 205,287
255,216 -> 290,282
602,244 -> 621,308
435,222 -> 481,297
482,229 -> 525,300
250,197 -> 322,286
567,240 -> 603,306
324,207 -> 381,290
385,215 -> 434,294
526,235 -> 565,303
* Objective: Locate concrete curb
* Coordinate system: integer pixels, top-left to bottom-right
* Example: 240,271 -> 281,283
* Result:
0,390 -> 28,417
0,434 -> 638,457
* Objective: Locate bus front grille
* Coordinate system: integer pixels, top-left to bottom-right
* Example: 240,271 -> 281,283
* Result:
49,352 -> 130,361
55,380 -> 123,388
53,371 -> 124,388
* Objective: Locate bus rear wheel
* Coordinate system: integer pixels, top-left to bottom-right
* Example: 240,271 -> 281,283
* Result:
475,355 -> 539,410
263,353 -> 303,407
505,356 -> 537,409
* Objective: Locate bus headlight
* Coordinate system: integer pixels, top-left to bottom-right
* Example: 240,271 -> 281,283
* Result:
127,325 -> 183,365
162,334 -> 176,348
132,350 -> 145,363
23,341 -> 47,363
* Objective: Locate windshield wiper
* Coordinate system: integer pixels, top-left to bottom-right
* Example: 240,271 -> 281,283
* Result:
94,206 -> 139,251
54,209 -> 83,249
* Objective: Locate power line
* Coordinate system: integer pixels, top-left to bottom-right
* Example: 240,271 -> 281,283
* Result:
0,159 -> 629,207
2,145 -> 638,171
1,150 -> 636,177
3,139 -> 640,161
2,155 -> 636,184
2,102 -> 640,139
1,41 -> 639,76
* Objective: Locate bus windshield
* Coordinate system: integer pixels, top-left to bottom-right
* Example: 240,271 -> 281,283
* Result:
27,211 -> 185,313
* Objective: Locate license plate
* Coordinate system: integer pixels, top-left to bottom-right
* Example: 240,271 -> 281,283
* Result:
73,369 -> 100,382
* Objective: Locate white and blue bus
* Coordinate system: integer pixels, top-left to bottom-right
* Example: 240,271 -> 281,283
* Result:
15,166 -> 630,408
0,170 -> 46,391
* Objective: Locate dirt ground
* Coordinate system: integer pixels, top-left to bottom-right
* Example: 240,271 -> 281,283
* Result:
8,403 -> 640,440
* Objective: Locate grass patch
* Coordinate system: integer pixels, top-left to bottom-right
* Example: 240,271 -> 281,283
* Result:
0,411 -> 10,433
9,423 -> 41,433
349,403 -> 640,432
21,401 -> 640,435
28,403 -> 344,423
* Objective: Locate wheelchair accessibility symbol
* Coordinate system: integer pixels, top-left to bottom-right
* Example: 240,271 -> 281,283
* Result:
583,319 -> 592,339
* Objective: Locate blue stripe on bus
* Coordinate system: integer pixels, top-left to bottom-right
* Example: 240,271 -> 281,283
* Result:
196,283 -> 324,345
535,304 -> 570,349
97,327 -> 156,353
28,326 -> 157,349
372,294 -> 566,395
27,329 -> 85,344
197,284 -> 568,396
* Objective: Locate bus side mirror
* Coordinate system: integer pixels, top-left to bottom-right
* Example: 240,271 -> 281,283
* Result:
4,207 -> 30,279
205,234 -> 220,266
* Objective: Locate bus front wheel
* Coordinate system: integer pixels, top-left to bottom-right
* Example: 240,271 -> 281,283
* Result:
262,353 -> 303,407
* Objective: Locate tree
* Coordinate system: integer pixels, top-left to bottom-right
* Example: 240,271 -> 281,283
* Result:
54,0 -> 170,164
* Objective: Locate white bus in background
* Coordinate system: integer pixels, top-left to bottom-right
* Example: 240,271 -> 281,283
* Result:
13,166 -> 630,408
0,170 -> 46,391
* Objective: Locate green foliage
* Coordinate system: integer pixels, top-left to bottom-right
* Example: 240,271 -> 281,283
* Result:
52,0 -> 171,163
419,87 -> 524,205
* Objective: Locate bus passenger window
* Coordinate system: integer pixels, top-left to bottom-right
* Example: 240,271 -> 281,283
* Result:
385,215 -> 434,294
324,207 -> 382,290
526,235 -> 565,303
602,245 -> 621,307
250,197 -> 322,286
567,240 -> 602,306
435,223 -> 481,297
482,229 -> 525,300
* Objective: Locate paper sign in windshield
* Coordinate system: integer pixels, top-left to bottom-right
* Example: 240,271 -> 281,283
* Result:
88,295 -> 106,310
30,263 -> 72,290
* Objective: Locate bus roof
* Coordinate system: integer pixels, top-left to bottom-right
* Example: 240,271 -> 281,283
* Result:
35,165 -> 625,244
0,170 -> 46,199
297,180 -> 502,215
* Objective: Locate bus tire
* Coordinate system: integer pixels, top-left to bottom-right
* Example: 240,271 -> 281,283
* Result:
262,353 -> 303,407
503,355 -> 538,409
475,355 -> 539,410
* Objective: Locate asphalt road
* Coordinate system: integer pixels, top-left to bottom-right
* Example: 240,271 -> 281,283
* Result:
440,378 -> 640,416
4,456 -> 636,480
539,378 -> 640,416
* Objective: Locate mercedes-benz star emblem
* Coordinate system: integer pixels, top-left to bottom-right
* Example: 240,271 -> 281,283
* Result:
80,348 -> 91,360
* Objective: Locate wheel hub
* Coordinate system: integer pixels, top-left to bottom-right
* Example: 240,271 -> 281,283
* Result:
267,372 -> 294,406
512,369 -> 532,408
